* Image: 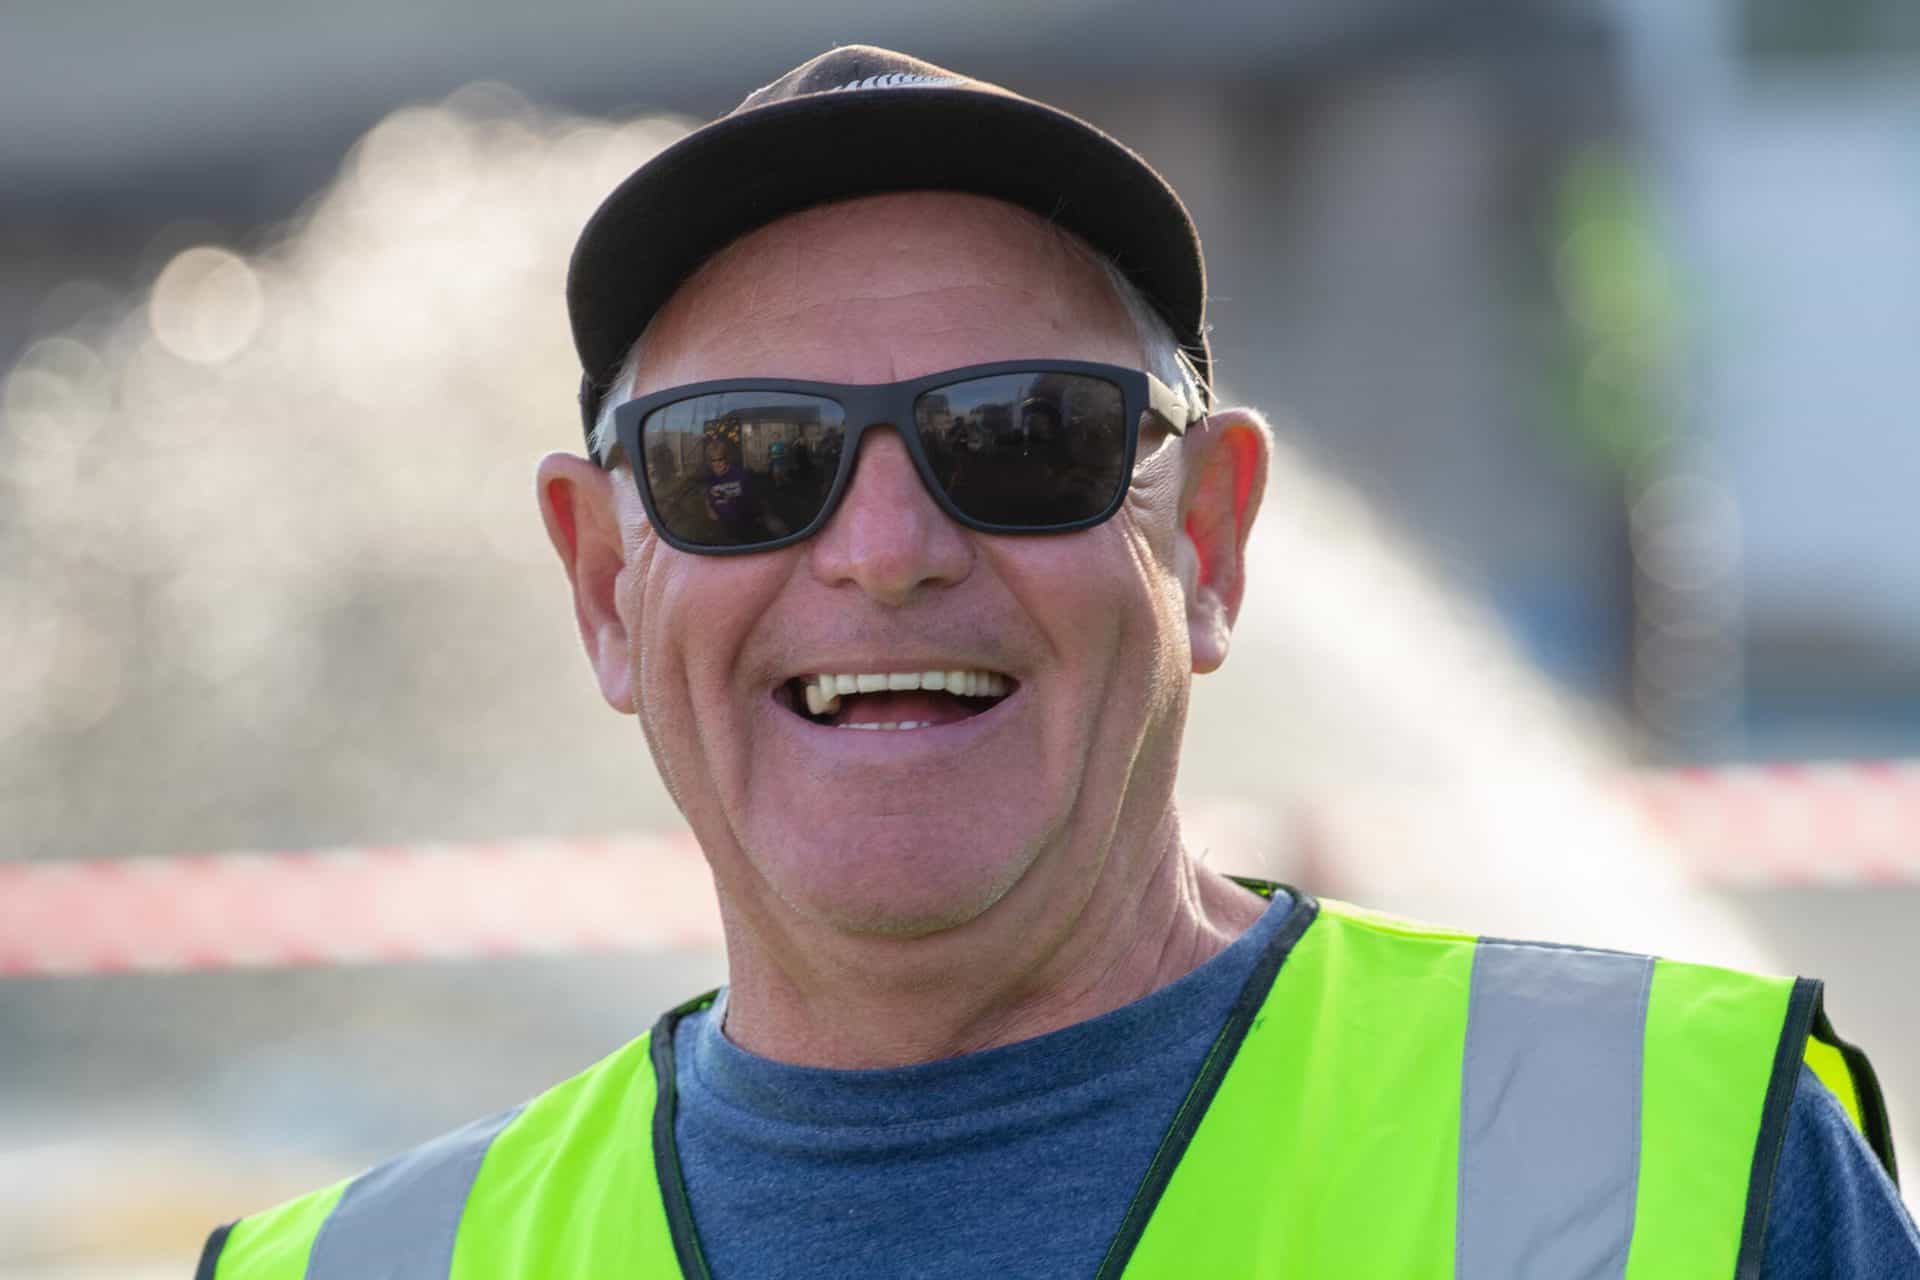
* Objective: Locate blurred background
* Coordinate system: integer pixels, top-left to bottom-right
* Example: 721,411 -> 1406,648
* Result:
3,0 -> 1916,1273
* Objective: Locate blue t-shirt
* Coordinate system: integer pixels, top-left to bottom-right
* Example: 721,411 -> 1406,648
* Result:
672,893 -> 1918,1278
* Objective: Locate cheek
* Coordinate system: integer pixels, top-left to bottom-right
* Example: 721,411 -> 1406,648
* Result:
1001,524 -> 1188,696
638,561 -> 746,676
624,547 -> 785,740
623,551 -> 800,819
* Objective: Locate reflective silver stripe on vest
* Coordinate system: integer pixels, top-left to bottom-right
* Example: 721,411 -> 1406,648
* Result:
1455,943 -> 1655,1279
307,1104 -> 522,1279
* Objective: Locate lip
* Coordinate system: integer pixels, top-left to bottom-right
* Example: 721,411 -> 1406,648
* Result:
764,679 -> 1024,756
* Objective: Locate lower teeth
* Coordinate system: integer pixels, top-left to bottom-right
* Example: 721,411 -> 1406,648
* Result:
837,721 -> 927,731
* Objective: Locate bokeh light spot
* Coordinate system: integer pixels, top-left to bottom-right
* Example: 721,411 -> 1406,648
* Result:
149,246 -> 265,365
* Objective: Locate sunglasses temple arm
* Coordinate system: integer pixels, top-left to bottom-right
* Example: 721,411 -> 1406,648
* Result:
1145,372 -> 1202,436
579,372 -> 609,463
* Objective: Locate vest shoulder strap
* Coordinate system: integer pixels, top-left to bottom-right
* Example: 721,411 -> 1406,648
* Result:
451,1004 -> 698,1278
199,1006 -> 697,1279
1116,892 -> 1895,1279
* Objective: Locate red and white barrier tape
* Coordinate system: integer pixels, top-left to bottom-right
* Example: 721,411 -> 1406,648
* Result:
3,763 -> 1917,979
0,834 -> 721,980
1627,760 -> 1920,887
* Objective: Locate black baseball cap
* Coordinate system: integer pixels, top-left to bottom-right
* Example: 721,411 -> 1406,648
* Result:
566,44 -> 1211,445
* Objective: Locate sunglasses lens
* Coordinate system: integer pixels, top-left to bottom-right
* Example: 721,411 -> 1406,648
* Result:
639,392 -> 846,548
914,372 -> 1129,528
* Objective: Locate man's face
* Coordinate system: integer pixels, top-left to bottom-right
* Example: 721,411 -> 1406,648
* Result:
605,192 -> 1199,938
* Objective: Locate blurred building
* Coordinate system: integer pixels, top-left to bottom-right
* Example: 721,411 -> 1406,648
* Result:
1615,0 -> 1920,759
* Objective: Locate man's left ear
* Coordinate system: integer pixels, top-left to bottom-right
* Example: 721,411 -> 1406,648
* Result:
1177,408 -> 1270,673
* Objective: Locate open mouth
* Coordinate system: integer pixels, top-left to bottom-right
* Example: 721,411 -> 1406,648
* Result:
778,669 -> 1017,731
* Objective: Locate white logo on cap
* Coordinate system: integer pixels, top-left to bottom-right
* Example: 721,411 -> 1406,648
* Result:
828,72 -> 965,92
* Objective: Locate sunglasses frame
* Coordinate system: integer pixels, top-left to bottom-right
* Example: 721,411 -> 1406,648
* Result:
604,359 -> 1202,556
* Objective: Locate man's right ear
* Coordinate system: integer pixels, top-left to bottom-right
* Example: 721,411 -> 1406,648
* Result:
536,453 -> 635,714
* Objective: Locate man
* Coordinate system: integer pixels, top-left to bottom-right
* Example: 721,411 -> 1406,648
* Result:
200,45 -> 1916,1277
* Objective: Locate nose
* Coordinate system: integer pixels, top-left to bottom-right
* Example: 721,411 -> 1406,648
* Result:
808,428 -> 972,605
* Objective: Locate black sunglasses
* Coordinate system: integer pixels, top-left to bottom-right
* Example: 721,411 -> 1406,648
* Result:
600,359 -> 1202,555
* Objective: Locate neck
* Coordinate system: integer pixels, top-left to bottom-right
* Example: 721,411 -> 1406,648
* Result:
713,819 -> 1268,1069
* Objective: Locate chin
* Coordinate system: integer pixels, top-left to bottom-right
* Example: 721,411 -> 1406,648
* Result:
752,822 -> 1044,940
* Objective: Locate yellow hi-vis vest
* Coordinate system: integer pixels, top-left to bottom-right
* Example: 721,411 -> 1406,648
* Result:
201,885 -> 1898,1279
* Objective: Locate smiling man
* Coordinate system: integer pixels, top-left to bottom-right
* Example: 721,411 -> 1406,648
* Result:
551,188 -> 1265,1076
200,45 -> 1915,1280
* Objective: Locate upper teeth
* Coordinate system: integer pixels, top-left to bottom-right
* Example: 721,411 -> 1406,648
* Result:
803,669 -> 1009,717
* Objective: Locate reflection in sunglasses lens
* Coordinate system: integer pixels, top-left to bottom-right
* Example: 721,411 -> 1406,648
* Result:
641,392 -> 845,547
638,372 -> 1129,548
915,373 -> 1126,527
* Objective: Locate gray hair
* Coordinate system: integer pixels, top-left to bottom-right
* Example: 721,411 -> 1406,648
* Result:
587,254 -> 1205,465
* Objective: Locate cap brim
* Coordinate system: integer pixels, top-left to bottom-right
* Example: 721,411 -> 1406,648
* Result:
567,87 -> 1208,402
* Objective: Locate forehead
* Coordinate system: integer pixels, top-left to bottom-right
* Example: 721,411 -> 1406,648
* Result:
629,192 -> 1144,392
